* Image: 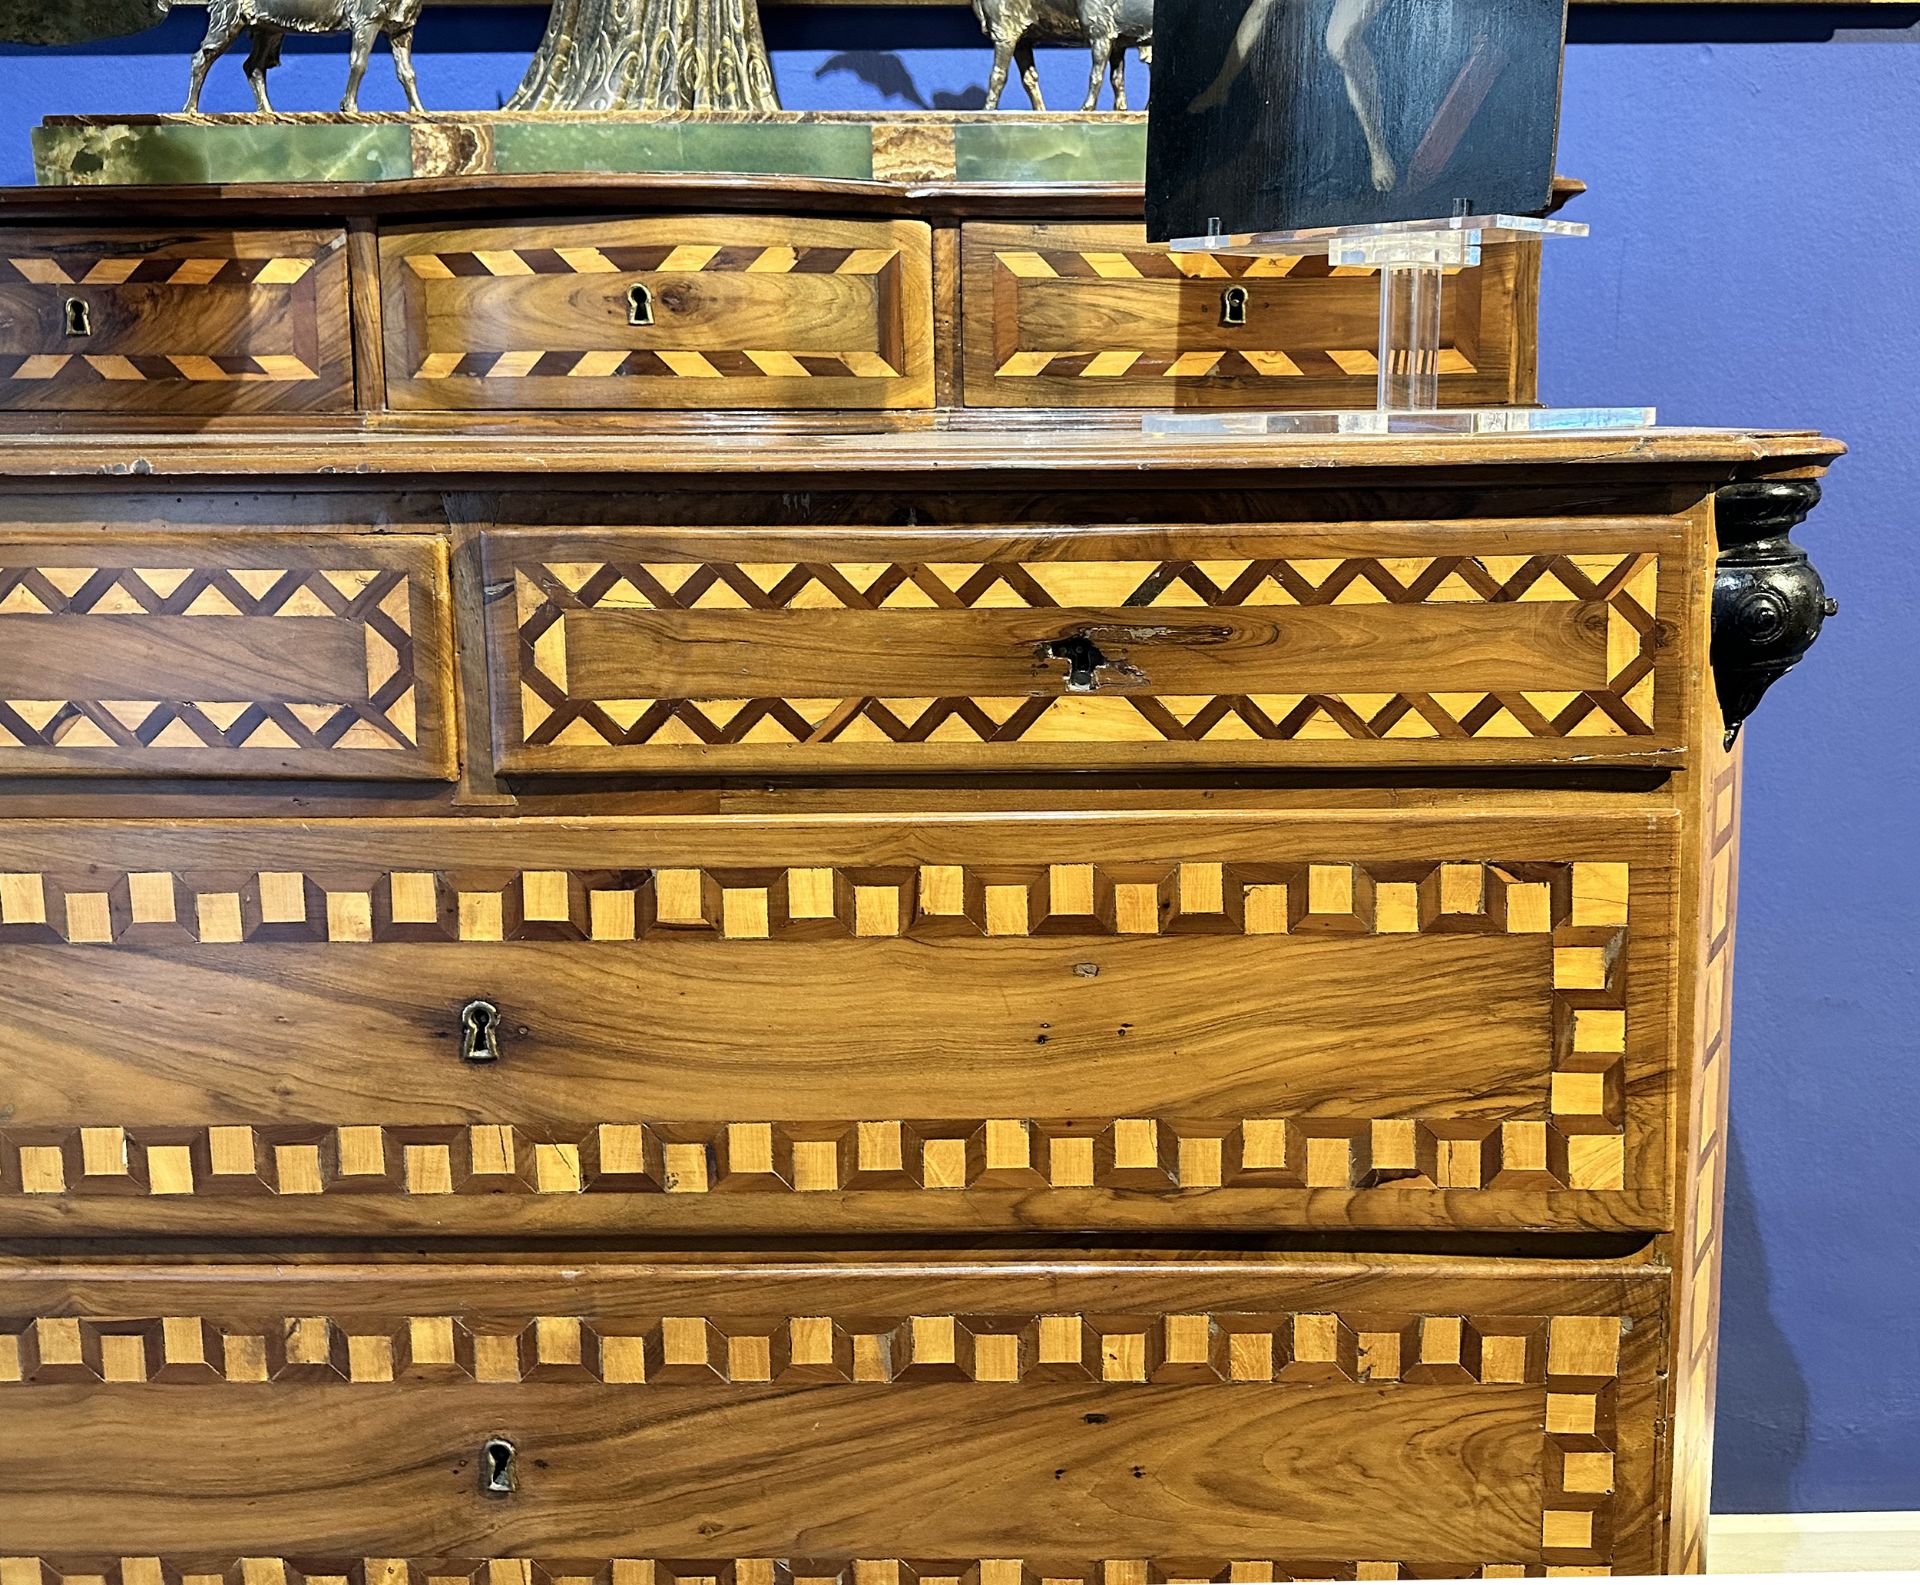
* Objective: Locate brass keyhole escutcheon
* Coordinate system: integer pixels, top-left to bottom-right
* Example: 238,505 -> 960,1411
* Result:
481,1437 -> 517,1496
459,999 -> 502,1064
64,297 -> 92,337
627,283 -> 654,327
1220,285 -> 1249,327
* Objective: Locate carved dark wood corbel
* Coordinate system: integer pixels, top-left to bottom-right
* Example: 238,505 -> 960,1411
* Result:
1711,479 -> 1837,748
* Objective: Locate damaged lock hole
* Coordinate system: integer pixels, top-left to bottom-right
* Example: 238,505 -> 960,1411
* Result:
1041,623 -> 1223,692
1042,632 -> 1113,692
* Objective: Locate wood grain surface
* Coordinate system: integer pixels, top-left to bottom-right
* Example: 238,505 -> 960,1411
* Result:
0,227 -> 351,416
0,533 -> 456,779
0,810 -> 1674,1237
0,1255 -> 1664,1575
382,216 -> 935,412
482,519 -> 1687,775
961,222 -> 1524,410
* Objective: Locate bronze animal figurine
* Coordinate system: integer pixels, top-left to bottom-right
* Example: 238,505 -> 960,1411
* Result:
183,0 -> 427,114
971,0 -> 1153,111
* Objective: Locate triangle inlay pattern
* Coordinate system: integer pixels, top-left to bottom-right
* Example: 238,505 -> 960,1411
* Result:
511,553 -> 1661,752
0,564 -> 419,754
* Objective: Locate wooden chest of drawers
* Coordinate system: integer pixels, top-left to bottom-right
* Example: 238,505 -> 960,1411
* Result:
0,172 -> 1840,1580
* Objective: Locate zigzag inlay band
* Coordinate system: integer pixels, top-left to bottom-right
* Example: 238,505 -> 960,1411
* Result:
0,564 -> 420,754
510,552 -> 1660,750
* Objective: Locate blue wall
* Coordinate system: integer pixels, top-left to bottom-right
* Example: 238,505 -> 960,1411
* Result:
2,1 -> 1915,1519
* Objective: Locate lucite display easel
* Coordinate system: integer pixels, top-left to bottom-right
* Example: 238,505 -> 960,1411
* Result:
1145,213 -> 1655,435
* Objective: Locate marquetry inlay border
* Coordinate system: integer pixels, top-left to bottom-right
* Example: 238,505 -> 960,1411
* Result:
403,244 -> 899,279
0,563 -> 420,754
404,243 -> 905,384
0,256 -> 317,287
0,253 -> 329,384
0,1563 -> 1621,1585
509,553 -> 1660,751
989,246 -> 1474,381
1668,749 -> 1743,1572
416,350 -> 901,382
0,858 -> 1632,1197
0,1310 -> 1624,1569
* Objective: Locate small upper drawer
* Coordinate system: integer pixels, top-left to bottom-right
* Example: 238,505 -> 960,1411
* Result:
962,221 -> 1524,408
0,227 -> 351,414
482,519 -> 1688,776
382,215 -> 934,411
0,534 -> 455,779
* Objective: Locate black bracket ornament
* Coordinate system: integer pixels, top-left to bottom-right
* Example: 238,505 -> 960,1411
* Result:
1712,479 -> 1837,749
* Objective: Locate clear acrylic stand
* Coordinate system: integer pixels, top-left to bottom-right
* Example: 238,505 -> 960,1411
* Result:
1144,214 -> 1654,436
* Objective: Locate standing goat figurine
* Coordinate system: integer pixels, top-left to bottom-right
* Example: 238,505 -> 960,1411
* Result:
972,0 -> 1153,111
183,0 -> 427,114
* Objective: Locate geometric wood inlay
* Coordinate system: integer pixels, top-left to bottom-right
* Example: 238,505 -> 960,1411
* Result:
988,248 -> 1472,382
0,1307 -> 1624,1569
0,564 -> 418,753
0,857 -> 1633,1196
510,552 -> 1661,751
0,1309 -> 1623,1388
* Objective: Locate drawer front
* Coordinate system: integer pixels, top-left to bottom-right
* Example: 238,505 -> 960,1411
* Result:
0,227 -> 351,413
0,812 -> 1676,1236
0,1258 -> 1663,1574
0,535 -> 456,779
382,215 -> 934,411
484,521 -> 1689,775
962,222 -> 1524,408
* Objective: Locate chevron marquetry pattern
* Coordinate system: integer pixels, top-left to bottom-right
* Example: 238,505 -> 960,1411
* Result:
0,354 -> 320,384
0,564 -> 419,754
990,247 -> 1475,380
992,247 -> 1399,282
993,348 -> 1474,381
514,553 -> 1659,749
415,350 -> 899,382
403,241 -> 904,382
404,244 -> 898,279
0,256 -> 316,287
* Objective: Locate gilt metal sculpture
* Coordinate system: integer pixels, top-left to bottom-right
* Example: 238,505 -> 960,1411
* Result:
970,0 -> 1153,111
508,0 -> 779,112
184,0 -> 427,114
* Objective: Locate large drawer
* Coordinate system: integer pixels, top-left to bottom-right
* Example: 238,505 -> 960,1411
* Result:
482,519 -> 1690,775
0,534 -> 456,779
0,227 -> 351,414
0,1256 -> 1664,1574
382,215 -> 934,411
0,811 -> 1676,1236
961,221 -> 1526,409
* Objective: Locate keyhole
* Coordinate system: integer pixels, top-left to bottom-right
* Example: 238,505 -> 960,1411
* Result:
627,283 -> 653,326
1220,286 -> 1249,327
459,999 -> 501,1064
1045,633 -> 1109,693
64,297 -> 92,337
481,1437 -> 517,1496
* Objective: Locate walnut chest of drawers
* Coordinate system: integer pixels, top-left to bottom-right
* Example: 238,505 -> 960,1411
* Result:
0,172 -> 1841,1580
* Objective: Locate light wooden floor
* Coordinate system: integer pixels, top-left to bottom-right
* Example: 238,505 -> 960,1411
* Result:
1709,1512 -> 1920,1573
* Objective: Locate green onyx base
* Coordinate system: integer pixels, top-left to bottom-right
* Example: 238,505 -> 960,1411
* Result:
31,113 -> 1149,187
489,120 -> 876,179
33,120 -> 413,185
